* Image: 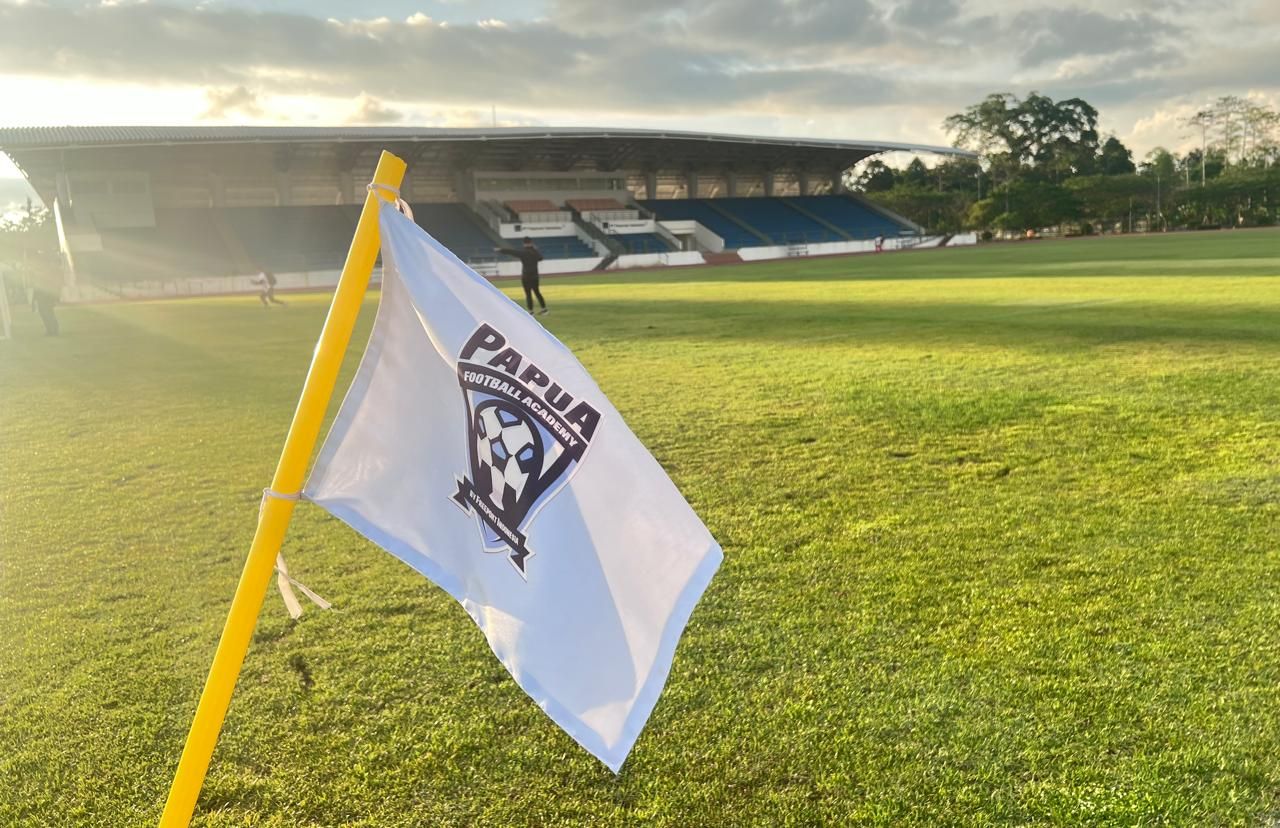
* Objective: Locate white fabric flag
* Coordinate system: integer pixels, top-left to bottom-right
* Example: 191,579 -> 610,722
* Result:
304,202 -> 722,771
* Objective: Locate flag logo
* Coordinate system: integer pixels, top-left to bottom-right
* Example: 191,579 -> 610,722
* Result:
451,323 -> 601,575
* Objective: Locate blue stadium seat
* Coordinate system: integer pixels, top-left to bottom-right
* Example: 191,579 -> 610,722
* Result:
79,201 -> 610,284
711,197 -> 840,244
642,196 -> 915,248
222,205 -> 353,272
91,207 -> 236,281
410,203 -> 500,263
614,233 -> 674,254
526,236 -> 598,259
639,199 -> 765,250
786,196 -> 910,240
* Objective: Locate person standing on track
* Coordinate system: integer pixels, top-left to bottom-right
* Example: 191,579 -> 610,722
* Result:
252,269 -> 286,307
496,237 -> 547,315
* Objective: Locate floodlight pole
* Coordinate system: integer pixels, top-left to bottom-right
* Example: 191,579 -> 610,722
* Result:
159,150 -> 407,827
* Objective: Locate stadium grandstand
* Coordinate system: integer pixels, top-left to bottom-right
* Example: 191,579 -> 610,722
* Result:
0,126 -> 976,300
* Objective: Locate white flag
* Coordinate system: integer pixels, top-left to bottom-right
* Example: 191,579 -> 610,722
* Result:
304,202 -> 722,771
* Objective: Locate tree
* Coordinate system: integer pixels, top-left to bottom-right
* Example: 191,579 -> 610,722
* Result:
1242,103 -> 1280,166
931,157 -> 984,196
967,180 -> 1079,232
1182,108 -> 1214,186
943,91 -> 1101,179
1098,136 -> 1136,175
935,89 -> 1279,233
1141,148 -> 1177,180
852,159 -> 897,192
942,92 -> 1021,158
0,200 -> 52,261
1183,165 -> 1280,227
901,157 -> 930,188
859,157 -> 985,232
1140,148 -> 1177,228
1066,175 -> 1154,231
869,186 -> 971,233
1212,95 -> 1247,164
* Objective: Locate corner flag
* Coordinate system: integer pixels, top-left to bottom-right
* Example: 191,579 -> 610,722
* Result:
303,201 -> 722,771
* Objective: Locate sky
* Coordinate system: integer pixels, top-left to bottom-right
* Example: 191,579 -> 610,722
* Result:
1,0 -> 1278,193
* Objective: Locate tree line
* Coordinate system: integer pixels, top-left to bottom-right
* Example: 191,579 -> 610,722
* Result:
858,92 -> 1280,236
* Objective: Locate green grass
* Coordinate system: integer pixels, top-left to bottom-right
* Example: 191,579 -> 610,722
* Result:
3,230 -> 1280,826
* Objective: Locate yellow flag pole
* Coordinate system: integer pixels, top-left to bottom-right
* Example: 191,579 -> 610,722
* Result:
159,150 -> 407,827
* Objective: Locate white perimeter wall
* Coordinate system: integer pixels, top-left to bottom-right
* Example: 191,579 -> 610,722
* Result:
737,234 -> 974,261
658,220 -> 725,253
61,234 -> 977,302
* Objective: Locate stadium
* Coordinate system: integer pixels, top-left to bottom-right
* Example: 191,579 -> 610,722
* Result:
0,125 -> 974,299
4,0 -> 1280,822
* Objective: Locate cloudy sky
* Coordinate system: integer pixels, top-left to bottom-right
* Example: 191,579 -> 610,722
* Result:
1,0 -> 1278,187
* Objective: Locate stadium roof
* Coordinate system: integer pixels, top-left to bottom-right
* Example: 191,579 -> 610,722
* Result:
0,125 -> 972,159
1,126 -> 975,207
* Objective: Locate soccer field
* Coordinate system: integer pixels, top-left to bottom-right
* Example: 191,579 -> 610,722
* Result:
3,230 -> 1280,826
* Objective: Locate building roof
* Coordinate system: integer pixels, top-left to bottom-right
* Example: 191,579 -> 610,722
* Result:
1,125 -> 975,208
0,125 -> 971,158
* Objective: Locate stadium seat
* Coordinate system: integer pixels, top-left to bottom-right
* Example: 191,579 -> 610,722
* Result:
566,198 -> 628,213
410,203 -> 502,263
641,196 -> 915,248
221,205 -> 354,273
639,199 -> 766,250
91,207 -> 237,282
530,236 -> 598,259
505,199 -> 561,214
613,233 -> 674,254
785,196 -> 910,239
711,197 -> 840,244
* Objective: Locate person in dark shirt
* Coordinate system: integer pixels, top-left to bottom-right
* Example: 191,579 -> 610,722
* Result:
253,269 -> 286,307
496,237 -> 547,315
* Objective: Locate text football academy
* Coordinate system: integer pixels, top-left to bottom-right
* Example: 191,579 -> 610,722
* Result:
451,324 -> 601,576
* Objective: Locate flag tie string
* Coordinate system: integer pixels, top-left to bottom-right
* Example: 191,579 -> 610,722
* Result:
258,488 -> 332,619
367,183 -> 414,220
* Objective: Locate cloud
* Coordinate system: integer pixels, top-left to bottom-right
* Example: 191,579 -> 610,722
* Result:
0,2 -> 911,112
201,85 -> 263,119
889,0 -> 961,29
0,0 -> 1274,156
679,0 -> 890,53
346,93 -> 403,124
1014,9 -> 1180,68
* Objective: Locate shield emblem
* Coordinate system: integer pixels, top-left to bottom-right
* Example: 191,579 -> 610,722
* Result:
452,361 -> 589,575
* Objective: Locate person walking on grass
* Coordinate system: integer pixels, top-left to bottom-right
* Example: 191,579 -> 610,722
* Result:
496,237 -> 547,315
253,269 -> 286,307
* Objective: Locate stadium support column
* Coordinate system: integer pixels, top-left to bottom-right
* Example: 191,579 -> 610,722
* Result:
55,168 -> 72,209
725,171 -> 738,198
52,197 -> 77,298
763,172 -> 775,197
274,146 -> 296,207
644,171 -> 658,201
275,172 -> 292,207
454,170 -> 477,207
208,172 -> 226,207
831,170 -> 845,195
336,170 -> 354,205
335,145 -> 361,205
686,171 -> 699,199
797,171 -> 811,196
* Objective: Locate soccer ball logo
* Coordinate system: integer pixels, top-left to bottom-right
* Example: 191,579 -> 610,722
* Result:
473,400 -> 544,515
453,324 -> 601,576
